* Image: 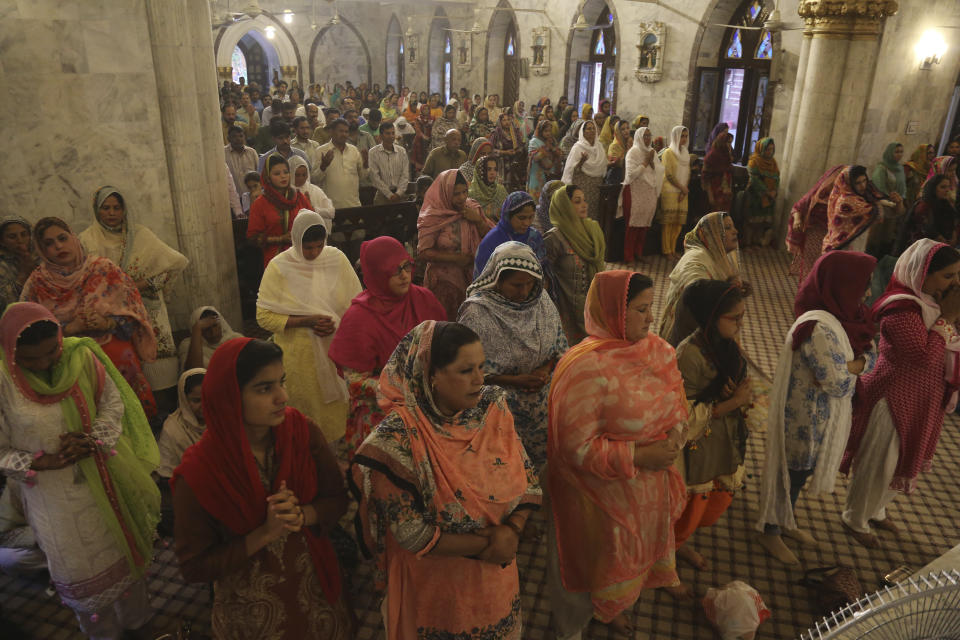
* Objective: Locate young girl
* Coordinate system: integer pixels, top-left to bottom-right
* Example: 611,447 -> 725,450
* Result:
247,154 -> 311,267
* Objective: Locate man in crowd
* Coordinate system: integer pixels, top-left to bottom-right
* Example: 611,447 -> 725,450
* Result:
224,125 -> 259,194
237,91 -> 260,127
315,118 -> 364,209
291,116 -> 323,180
422,129 -> 466,178
359,108 -> 382,143
368,122 -> 410,206
313,108 -> 340,146
257,120 -> 309,173
221,102 -> 257,144
306,103 -> 326,134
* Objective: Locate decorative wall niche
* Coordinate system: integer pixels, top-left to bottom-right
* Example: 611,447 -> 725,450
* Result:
635,21 -> 664,83
530,26 -> 549,76
456,36 -> 472,70
406,34 -> 421,66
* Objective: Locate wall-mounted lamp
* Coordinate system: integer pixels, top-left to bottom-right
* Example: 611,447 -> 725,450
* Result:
282,10 -> 294,24
264,25 -> 276,39
916,29 -> 947,70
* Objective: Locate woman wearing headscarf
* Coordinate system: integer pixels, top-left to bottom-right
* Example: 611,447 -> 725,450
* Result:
431,104 -> 461,152
256,210 -> 361,443
490,113 -> 525,191
604,118 -> 632,185
702,132 -> 734,212
459,137 -> 493,185
659,212 -> 746,347
379,93 -> 399,124
328,237 -> 446,457
22,217 -> 159,416
597,114 -> 619,153
743,138 -> 781,247
561,120 -> 606,221
457,97 -> 474,129
418,169 -> 495,320
469,107 -> 495,147
247,153 -> 311,268
80,186 -> 189,395
547,271 -> 687,637
178,305 -> 242,371
351,320 -> 541,640
527,120 -> 563,201
469,155 -> 509,223
840,241 -> 960,548
0,216 -> 38,311
904,144 -> 935,204
534,180 -> 564,234
674,280 -> 751,575
474,191 -> 547,277
0,302 -> 160,638
483,94 -> 502,120
287,155 -> 336,228
821,165 -> 900,253
522,102 -> 539,142
925,155 -> 958,205
866,141 -> 908,255
172,338 -> 352,638
660,125 -> 692,257
411,104 -> 434,173
459,242 -> 567,469
157,368 -> 206,479
756,251 -> 877,564
544,185 -> 606,344
559,120 -> 584,158
558,105 -> 576,140
785,164 -> 845,284
540,105 -> 561,143
618,126 -> 664,263
896,174 -> 960,254
703,122 -> 728,157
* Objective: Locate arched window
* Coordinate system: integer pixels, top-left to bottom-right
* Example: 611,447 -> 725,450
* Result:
443,35 -> 453,103
502,20 -> 519,106
575,5 -> 616,112
231,46 -> 248,84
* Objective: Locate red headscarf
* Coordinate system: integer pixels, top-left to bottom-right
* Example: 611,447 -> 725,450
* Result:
792,250 -> 876,355
171,337 -> 341,603
328,237 -> 446,372
260,153 -> 312,213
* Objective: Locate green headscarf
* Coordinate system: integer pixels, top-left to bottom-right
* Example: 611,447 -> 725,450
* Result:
1,312 -> 159,578
872,141 -> 906,197
468,155 -> 508,222
549,185 -> 606,272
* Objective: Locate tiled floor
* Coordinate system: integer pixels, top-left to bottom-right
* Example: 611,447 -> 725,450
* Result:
2,248 -> 959,639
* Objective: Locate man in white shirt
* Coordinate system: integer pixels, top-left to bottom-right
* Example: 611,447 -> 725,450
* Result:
291,116 -> 323,182
224,125 -> 258,194
315,119 -> 364,209
368,122 -> 410,206
257,120 -> 309,173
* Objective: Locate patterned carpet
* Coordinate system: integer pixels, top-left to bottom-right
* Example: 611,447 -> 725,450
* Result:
2,247 -> 959,639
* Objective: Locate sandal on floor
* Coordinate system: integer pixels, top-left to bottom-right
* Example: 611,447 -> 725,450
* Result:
757,532 -> 800,565
841,519 -> 879,549
782,528 -> 818,547
870,518 -> 899,535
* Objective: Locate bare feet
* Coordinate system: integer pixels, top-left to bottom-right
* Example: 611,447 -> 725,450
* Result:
606,612 -> 634,636
662,583 -> 695,601
782,528 -> 818,547
758,532 -> 800,565
676,545 -> 710,570
841,520 -> 879,549
870,518 -> 899,535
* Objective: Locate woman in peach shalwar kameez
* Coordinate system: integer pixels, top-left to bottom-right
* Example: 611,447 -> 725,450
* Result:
547,270 -> 688,636
351,320 -> 541,639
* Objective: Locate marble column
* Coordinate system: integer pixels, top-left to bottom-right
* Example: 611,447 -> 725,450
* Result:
776,0 -> 898,241
145,0 -> 242,327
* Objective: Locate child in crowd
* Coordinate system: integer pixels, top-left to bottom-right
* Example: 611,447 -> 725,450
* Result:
240,170 -> 261,216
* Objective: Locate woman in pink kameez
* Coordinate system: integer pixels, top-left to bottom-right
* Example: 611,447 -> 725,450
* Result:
417,169 -> 494,320
785,165 -> 844,284
547,270 -> 688,636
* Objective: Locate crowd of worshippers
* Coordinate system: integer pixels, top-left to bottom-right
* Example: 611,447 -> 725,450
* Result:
0,73 -> 958,639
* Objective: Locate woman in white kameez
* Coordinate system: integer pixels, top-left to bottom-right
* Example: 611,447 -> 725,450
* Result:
0,302 -> 160,639
256,209 -> 361,443
618,127 -> 664,263
79,186 -> 189,396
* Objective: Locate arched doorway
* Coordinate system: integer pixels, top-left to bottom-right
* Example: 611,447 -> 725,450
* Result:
485,1 -> 520,108
428,9 -> 453,103
309,17 -> 372,86
214,14 -> 300,88
689,0 -> 774,159
386,16 -> 404,89
235,32 -> 277,89
566,2 -> 618,113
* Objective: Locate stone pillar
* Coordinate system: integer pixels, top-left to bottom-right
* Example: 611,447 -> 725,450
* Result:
776,0 -> 898,241
216,66 -> 233,83
145,0 -> 241,328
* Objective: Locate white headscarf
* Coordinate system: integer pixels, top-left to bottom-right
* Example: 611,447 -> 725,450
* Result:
177,305 -> 242,371
561,120 -> 607,182
624,126 -> 664,193
287,156 -> 336,231
668,125 -> 690,165
256,210 -> 361,403
156,368 -> 207,477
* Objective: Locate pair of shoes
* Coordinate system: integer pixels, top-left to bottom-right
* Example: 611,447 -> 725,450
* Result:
782,528 -> 818,547
757,533 -> 799,565
870,518 -> 899,535
841,519 -> 879,549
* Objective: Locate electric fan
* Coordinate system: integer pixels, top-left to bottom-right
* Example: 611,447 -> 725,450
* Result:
801,570 -> 960,639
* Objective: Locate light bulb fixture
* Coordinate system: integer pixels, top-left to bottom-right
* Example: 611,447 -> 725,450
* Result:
573,12 -> 589,30
264,25 -> 276,39
282,10 -> 294,24
916,29 -> 947,70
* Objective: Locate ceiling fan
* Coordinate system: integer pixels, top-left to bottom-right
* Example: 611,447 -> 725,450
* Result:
707,0 -> 803,32
210,0 -> 262,28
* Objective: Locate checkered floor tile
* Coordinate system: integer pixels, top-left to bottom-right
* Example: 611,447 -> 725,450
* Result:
2,248 -> 958,639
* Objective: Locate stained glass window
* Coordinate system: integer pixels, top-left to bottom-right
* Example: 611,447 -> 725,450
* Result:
444,36 -> 451,54
506,35 -> 515,56
613,45 -> 617,56
595,31 -> 605,55
399,41 -> 404,54
726,29 -> 743,58
747,0 -> 762,21
231,46 -> 247,84
755,30 -> 773,59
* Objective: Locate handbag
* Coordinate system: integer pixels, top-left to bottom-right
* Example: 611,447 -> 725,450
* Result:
800,565 -> 863,615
